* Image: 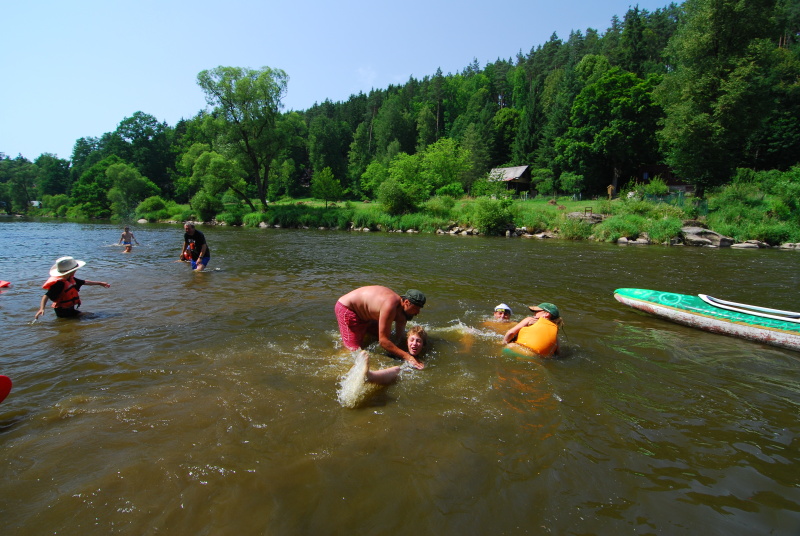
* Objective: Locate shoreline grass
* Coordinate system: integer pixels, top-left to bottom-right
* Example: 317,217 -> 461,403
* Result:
28,187 -> 800,247
185,194 -> 800,246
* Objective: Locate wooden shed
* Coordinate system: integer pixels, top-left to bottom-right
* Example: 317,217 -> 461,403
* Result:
489,165 -> 531,193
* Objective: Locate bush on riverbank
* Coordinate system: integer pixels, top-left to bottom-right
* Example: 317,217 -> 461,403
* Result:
28,166 -> 800,246
140,179 -> 800,245
135,196 -> 187,222
557,216 -> 594,240
704,166 -> 800,244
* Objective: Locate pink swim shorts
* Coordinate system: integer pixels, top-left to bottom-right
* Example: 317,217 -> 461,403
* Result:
335,301 -> 370,351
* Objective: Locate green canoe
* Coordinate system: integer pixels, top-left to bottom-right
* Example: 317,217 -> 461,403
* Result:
613,288 -> 800,352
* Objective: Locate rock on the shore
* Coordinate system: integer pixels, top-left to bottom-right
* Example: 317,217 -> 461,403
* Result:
443,226 -> 479,236
617,233 -> 650,245
565,211 -> 604,224
731,240 -> 770,249
521,231 -> 556,239
681,226 -> 734,247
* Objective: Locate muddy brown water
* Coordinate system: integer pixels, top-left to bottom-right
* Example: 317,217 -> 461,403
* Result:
1,219 -> 798,534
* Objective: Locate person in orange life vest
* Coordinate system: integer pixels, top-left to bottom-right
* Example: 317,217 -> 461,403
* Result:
35,257 -> 111,319
502,302 -> 563,358
181,223 -> 211,271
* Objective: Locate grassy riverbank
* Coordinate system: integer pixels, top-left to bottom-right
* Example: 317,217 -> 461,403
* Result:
135,190 -> 798,246
32,169 -> 800,246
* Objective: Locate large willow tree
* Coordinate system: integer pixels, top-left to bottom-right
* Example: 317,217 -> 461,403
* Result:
196,66 -> 288,209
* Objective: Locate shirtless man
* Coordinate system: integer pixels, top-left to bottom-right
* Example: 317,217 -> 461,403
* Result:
335,286 -> 426,369
118,226 -> 140,252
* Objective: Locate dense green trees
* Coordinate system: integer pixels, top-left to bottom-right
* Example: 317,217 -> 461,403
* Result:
656,0 -> 787,195
556,67 -> 662,192
70,155 -> 123,219
35,153 -> 71,196
113,112 -> 175,197
0,155 -> 38,213
196,66 -> 289,209
106,162 -> 160,218
3,1 -> 799,222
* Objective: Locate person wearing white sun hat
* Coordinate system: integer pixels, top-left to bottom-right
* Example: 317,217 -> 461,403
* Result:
35,256 -> 111,319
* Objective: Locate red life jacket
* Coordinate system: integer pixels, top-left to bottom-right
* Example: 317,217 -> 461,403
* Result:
42,276 -> 81,309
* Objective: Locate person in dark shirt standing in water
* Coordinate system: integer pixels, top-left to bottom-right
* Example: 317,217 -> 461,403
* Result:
181,223 -> 211,271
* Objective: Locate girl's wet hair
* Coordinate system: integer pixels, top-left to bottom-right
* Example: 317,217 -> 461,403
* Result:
407,325 -> 428,345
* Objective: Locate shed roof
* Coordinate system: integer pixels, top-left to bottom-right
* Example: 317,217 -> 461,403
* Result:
489,165 -> 530,182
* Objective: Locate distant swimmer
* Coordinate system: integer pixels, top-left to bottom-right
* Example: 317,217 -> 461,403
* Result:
335,286 -> 427,369
118,226 -> 140,253
35,256 -> 111,319
503,302 -> 563,358
481,302 -> 515,334
181,223 -> 211,271
493,303 -> 512,322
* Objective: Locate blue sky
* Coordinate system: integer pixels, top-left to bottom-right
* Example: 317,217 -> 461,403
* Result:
1,0 -> 674,161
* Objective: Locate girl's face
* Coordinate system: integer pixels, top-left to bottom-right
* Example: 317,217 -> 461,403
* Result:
407,334 -> 424,356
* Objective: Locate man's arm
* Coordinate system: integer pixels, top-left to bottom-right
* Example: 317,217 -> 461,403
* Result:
394,314 -> 408,342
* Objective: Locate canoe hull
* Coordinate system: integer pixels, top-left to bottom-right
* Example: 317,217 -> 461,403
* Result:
614,288 -> 800,352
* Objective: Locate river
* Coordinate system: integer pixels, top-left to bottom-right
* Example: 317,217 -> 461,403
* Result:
1,219 -> 798,535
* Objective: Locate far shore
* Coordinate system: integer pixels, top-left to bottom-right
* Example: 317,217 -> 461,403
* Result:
8,193 -> 800,251
143,214 -> 800,251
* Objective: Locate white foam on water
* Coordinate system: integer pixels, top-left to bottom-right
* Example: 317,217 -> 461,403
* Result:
442,320 -> 505,340
336,351 -> 376,408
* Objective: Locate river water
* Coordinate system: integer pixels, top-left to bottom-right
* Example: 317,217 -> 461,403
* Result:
1,219 -> 798,535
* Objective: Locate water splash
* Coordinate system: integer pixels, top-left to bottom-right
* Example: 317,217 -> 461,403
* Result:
336,351 -> 376,408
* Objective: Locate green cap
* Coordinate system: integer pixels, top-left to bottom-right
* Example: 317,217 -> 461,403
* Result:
529,302 -> 559,319
402,289 -> 426,308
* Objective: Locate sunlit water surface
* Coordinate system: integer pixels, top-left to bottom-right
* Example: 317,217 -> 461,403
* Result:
1,218 -> 799,535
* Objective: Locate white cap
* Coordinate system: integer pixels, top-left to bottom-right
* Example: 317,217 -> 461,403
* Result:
494,303 -> 512,314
